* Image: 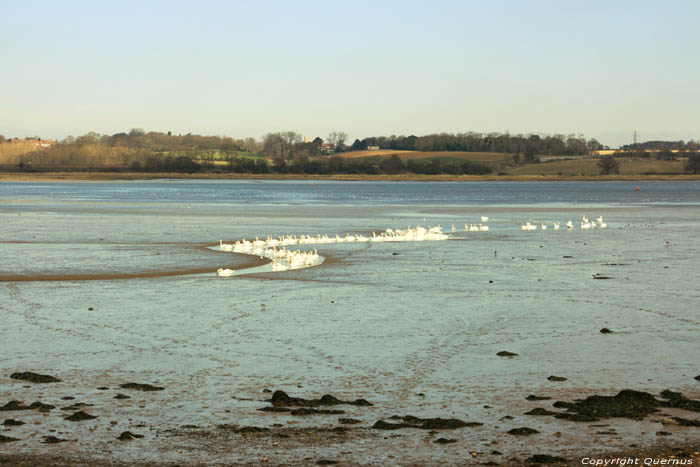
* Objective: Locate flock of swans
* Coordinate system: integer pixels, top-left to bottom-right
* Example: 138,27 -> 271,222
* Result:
519,215 -> 608,231
216,225 -> 450,276
216,216 -> 609,276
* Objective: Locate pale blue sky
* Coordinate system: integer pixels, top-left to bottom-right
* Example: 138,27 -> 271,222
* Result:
1,0 -> 699,147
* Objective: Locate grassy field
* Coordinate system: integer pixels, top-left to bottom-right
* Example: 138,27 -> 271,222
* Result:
507,157 -> 686,176
338,150 -> 511,162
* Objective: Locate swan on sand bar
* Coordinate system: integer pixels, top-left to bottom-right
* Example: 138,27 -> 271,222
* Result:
217,268 -> 235,277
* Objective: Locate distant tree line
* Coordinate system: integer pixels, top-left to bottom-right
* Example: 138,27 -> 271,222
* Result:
347,133 -> 606,156
6,128 -> 700,175
622,140 -> 700,151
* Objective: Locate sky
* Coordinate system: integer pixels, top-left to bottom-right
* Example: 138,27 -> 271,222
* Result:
1,0 -> 699,148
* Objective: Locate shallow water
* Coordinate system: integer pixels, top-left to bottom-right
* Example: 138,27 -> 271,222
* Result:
1,180 -> 700,464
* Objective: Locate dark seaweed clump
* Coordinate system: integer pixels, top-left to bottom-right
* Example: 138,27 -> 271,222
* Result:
433,438 -> 457,444
2,419 -> 25,426
65,410 -> 97,421
373,415 -> 482,430
41,436 -> 68,444
524,408 -> 558,416
550,389 -> 700,422
507,427 -> 540,436
10,372 -> 61,383
119,382 -> 164,391
267,390 -> 371,407
1,400 -> 54,412
526,395 -> 552,401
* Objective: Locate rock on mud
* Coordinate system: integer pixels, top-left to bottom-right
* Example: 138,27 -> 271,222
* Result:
338,418 -> 361,424
525,454 -> 568,464
119,382 -> 164,391
524,408 -> 559,416
507,427 -> 540,436
29,402 -> 55,412
547,376 -> 567,382
0,401 -> 30,411
290,408 -> 345,416
552,389 -> 668,421
672,417 -> 700,426
433,438 -> 457,444
526,395 -> 552,401
10,372 -> 61,383
660,390 -> 700,413
0,434 -> 20,443
65,410 -> 98,421
497,351 -> 519,357
373,416 -> 480,430
117,431 -> 144,440
114,393 -> 130,399
2,419 -> 25,426
42,436 -> 68,444
267,390 -> 371,407
600,328 -> 614,333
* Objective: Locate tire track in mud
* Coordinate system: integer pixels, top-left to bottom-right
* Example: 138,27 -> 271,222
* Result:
6,282 -> 42,325
566,298 -> 700,327
4,283 -> 249,373
396,313 -> 476,400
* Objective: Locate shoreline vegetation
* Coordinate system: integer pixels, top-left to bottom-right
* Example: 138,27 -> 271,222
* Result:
2,130 -> 700,181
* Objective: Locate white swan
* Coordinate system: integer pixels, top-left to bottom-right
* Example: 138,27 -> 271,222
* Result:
217,268 -> 234,277
521,221 -> 537,231
480,216 -> 489,222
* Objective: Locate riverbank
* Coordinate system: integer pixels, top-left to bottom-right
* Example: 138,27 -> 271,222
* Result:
1,171 -> 700,182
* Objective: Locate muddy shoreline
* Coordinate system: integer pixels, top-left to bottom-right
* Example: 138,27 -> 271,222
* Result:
2,371 -> 700,466
2,171 -> 700,182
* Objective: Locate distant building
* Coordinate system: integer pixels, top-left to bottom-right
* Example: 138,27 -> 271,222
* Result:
10,138 -> 56,148
367,145 -> 380,150
321,142 -> 334,154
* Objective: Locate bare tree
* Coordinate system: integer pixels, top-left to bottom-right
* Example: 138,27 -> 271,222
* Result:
327,131 -> 348,152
